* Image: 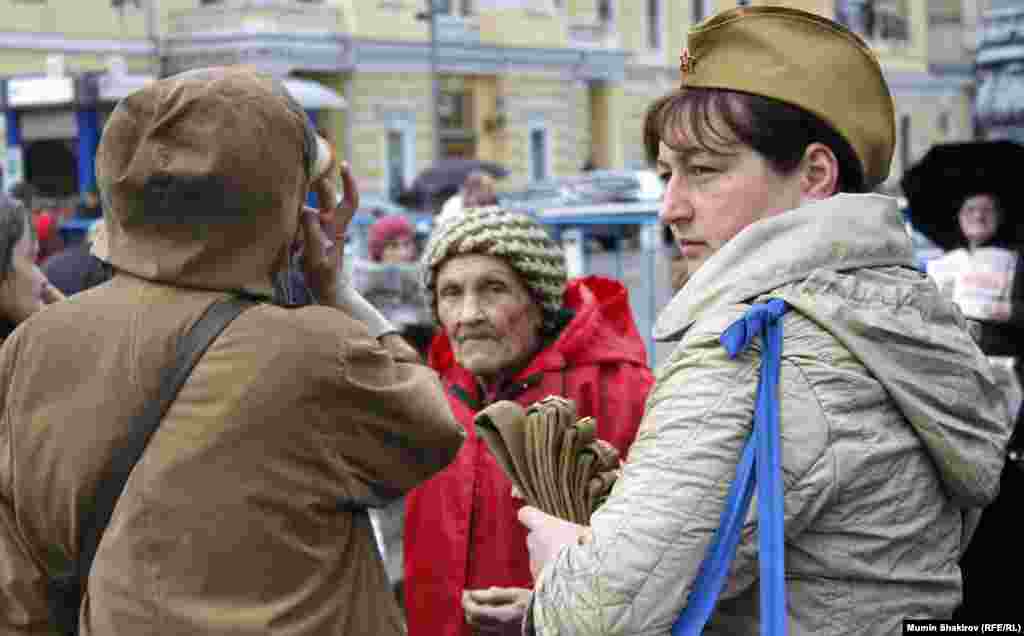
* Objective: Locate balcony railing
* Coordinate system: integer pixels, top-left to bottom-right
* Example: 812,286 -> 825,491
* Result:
168,1 -> 345,37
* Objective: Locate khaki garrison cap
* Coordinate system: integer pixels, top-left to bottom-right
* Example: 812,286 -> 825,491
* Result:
680,6 -> 896,189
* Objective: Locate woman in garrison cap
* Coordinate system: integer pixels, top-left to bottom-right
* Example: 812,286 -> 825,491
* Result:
513,6 -> 1011,635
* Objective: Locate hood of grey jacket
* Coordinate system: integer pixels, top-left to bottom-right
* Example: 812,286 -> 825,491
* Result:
655,193 -> 1010,507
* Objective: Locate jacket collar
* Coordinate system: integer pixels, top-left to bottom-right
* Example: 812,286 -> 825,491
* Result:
448,370 -> 548,411
654,194 -> 915,342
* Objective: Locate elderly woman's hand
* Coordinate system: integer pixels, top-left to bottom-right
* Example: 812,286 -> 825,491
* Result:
462,587 -> 531,635
517,506 -> 589,580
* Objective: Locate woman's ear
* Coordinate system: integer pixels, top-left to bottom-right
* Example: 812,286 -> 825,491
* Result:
799,143 -> 840,201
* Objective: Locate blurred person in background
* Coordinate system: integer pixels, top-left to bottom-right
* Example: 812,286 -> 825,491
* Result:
8,181 -> 36,210
31,207 -> 64,264
9,182 -> 64,264
926,191 -> 1024,620
42,219 -> 112,296
369,214 -> 418,265
406,205 -> 653,636
462,172 -> 499,209
0,193 -> 63,342
438,171 -> 500,224
356,213 -> 433,352
355,212 -> 436,603
76,188 -> 104,219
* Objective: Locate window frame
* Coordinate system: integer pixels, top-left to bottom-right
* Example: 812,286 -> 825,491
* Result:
692,0 -> 715,24
528,120 -> 552,183
382,114 -> 416,202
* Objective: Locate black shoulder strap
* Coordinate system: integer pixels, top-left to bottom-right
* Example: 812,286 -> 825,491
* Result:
77,296 -> 253,586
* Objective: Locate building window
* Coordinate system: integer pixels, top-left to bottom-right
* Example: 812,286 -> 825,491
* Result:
874,0 -> 910,41
900,114 -> 912,172
692,0 -> 714,24
439,90 -> 470,131
837,0 -> 910,43
385,117 -> 415,203
646,0 -> 663,50
529,125 -> 550,182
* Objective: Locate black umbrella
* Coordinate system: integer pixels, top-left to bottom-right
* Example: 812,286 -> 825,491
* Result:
901,141 -> 1024,250
402,159 -> 509,209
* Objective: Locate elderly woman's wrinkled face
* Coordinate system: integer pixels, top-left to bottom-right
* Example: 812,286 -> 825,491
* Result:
0,225 -> 47,324
959,194 -> 1001,248
436,254 -> 543,386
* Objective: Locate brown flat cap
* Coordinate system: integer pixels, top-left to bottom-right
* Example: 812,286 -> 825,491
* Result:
680,6 -> 896,189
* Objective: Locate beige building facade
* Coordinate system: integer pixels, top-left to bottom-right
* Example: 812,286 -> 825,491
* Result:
0,0 -> 983,203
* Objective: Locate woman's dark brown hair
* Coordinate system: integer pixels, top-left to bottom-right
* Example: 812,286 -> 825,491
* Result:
643,88 -> 867,194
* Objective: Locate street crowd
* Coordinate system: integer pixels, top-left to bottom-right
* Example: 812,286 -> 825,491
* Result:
0,5 -> 1020,635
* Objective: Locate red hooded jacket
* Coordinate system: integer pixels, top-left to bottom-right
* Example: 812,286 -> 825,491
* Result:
404,275 -> 654,636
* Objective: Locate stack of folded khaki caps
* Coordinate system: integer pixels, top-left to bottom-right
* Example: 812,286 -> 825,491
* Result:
475,396 -> 621,525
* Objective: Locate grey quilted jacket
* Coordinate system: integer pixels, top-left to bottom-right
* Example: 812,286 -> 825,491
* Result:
528,194 -> 1011,635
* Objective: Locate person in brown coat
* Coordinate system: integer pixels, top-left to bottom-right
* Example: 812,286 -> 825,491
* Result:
0,66 -> 464,635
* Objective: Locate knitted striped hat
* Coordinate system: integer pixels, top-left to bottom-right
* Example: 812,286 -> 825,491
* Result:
422,206 -> 567,328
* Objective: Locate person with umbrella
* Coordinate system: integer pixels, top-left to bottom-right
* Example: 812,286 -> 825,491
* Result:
438,170 -> 501,224
926,190 -> 1024,374
401,159 -> 507,214
921,188 -> 1024,620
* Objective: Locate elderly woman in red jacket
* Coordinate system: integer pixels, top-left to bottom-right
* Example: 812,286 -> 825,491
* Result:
404,205 -> 654,636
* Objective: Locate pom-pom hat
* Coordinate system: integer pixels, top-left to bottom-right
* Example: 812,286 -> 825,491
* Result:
422,206 -> 567,329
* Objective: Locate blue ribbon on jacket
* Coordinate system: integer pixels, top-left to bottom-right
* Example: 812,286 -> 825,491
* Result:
672,298 -> 789,636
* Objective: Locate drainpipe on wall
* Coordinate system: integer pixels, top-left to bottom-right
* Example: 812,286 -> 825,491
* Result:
417,0 -> 442,162
342,75 -> 353,166
145,0 -> 163,79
